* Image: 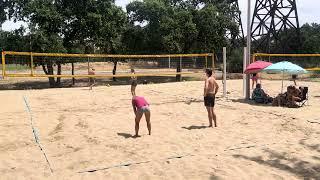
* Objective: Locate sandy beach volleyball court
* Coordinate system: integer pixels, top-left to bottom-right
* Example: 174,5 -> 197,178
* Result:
0,79 -> 319,179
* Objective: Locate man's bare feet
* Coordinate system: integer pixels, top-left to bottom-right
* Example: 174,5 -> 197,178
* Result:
133,135 -> 141,138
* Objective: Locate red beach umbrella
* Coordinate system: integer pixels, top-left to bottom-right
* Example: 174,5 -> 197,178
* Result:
244,61 -> 272,74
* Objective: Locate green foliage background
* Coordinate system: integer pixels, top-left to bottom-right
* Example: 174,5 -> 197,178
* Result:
1,0 -> 320,85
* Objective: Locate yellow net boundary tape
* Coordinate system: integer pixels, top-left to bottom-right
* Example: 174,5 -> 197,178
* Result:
253,53 -> 320,72
3,51 -> 211,58
1,51 -> 213,78
5,72 -> 195,78
306,68 -> 320,71
253,53 -> 320,57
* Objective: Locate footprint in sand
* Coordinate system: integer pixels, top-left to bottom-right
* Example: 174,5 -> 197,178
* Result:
0,141 -> 31,152
49,115 -> 65,136
83,135 -> 100,145
75,120 -> 89,129
48,115 -> 66,142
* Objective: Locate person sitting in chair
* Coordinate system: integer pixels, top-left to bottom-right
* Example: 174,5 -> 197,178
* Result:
295,86 -> 309,106
292,74 -> 298,86
252,84 -> 272,104
286,85 -> 301,108
272,92 -> 287,107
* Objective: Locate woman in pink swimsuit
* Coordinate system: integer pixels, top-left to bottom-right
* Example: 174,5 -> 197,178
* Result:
132,95 -> 151,137
252,73 -> 259,89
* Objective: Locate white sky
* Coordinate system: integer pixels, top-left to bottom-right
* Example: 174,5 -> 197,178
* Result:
238,0 -> 320,34
2,0 -> 319,35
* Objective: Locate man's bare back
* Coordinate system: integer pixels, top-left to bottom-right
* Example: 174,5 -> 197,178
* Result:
204,76 -> 218,96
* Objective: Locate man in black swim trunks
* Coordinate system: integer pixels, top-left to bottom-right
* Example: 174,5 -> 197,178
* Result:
88,68 -> 95,90
204,68 -> 219,127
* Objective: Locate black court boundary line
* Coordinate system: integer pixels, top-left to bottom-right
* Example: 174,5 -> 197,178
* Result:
23,95 -> 53,174
77,142 -> 288,174
77,154 -> 194,173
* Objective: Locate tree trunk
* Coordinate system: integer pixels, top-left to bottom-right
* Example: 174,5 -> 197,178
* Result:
47,63 -> 56,88
42,61 -> 64,88
112,60 -> 118,81
41,63 -> 48,74
176,59 -> 182,82
56,62 -> 61,87
71,62 -> 75,85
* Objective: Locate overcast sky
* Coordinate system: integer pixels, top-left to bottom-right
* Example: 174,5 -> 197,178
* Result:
238,0 -> 320,34
2,0 -> 319,35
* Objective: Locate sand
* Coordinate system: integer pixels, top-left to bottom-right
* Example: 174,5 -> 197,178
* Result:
0,79 -> 319,179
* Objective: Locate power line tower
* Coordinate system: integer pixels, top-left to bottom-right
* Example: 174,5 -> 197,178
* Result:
226,0 -> 245,47
251,0 -> 300,53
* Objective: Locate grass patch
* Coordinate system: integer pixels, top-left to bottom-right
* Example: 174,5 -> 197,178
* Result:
0,64 -> 30,71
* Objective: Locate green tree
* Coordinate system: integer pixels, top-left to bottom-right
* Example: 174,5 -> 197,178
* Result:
0,0 -> 8,24
126,0 -> 238,77
126,0 -> 238,53
61,0 -> 127,81
122,24 -> 148,54
300,23 -> 320,54
0,27 -> 28,51
252,23 -> 320,54
160,9 -> 198,53
5,0 -> 127,86
127,0 -> 168,53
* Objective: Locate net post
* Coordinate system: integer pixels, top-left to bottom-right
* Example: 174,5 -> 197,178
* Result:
243,47 -> 247,97
243,47 -> 250,99
205,56 -> 208,68
223,47 -> 227,98
212,50 -> 215,73
176,56 -> 182,81
246,54 -> 251,100
71,62 -> 75,85
180,56 -> 182,81
245,0 -> 251,100
168,55 -> 171,69
87,57 -> 90,73
87,57 -> 90,84
1,51 -> 5,79
30,52 -> 34,76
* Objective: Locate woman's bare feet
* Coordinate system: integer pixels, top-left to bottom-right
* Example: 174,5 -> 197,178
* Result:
133,135 -> 141,138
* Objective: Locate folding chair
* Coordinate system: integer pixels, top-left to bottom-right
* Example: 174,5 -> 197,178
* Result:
297,86 -> 309,106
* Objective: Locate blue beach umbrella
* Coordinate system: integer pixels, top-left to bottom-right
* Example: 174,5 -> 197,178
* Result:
263,61 -> 307,93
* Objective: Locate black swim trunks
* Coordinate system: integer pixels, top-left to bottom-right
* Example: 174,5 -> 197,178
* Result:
131,80 -> 138,86
89,77 -> 95,85
204,95 -> 215,107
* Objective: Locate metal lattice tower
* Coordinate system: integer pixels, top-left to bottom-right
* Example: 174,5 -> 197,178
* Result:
251,0 -> 300,53
226,0 -> 245,47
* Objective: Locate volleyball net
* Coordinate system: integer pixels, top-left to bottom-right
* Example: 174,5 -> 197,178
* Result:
1,51 -> 215,79
253,53 -> 320,72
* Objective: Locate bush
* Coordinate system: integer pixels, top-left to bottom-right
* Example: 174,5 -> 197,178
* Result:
228,48 -> 243,73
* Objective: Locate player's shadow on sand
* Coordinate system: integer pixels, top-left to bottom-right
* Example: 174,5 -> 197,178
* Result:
231,98 -> 273,107
182,125 -> 208,130
233,139 -> 320,179
117,133 -> 134,138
